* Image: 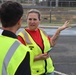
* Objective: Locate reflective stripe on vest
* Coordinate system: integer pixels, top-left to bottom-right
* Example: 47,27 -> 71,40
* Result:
40,28 -> 48,36
22,30 -> 32,44
2,41 -> 20,75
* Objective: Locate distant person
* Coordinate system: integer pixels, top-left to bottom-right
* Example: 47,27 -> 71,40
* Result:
0,1 -> 34,75
18,9 -> 70,75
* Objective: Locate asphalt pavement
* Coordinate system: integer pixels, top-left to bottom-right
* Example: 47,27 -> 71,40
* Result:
50,36 -> 76,75
0,25 -> 76,75
16,27 -> 76,75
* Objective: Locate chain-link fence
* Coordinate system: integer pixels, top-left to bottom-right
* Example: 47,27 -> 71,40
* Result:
22,6 -> 76,24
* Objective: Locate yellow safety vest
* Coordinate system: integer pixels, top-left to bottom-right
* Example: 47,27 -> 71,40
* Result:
0,35 -> 34,75
18,29 -> 54,75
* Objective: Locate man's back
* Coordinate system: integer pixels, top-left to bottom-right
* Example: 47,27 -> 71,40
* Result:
0,1 -> 34,75
0,34 -> 33,75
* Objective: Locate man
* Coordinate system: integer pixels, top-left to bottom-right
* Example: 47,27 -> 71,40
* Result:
0,1 -> 34,75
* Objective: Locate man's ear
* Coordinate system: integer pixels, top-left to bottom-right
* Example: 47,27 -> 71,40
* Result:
18,17 -> 22,26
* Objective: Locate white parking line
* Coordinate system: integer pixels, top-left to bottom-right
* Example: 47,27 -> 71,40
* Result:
54,70 -> 68,75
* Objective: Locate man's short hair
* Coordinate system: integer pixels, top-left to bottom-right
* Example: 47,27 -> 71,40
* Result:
0,1 -> 23,27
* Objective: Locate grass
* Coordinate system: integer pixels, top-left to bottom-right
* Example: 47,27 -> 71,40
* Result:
22,22 -> 62,26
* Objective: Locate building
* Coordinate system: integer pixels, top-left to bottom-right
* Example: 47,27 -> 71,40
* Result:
0,0 -> 76,7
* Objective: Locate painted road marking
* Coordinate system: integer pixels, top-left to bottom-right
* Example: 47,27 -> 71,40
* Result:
54,71 -> 68,75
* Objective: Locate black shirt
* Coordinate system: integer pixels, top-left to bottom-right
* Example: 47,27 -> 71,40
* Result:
2,30 -> 31,75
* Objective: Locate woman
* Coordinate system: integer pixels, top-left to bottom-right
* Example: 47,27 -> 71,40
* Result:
18,9 -> 70,75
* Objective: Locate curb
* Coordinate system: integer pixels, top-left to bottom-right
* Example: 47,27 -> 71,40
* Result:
0,24 -> 76,29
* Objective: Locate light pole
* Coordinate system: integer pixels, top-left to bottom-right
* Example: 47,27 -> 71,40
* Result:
32,0 -> 35,5
56,0 -> 59,7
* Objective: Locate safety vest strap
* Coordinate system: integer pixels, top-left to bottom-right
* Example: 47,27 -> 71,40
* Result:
22,30 -> 32,44
2,41 -> 20,75
40,28 -> 48,36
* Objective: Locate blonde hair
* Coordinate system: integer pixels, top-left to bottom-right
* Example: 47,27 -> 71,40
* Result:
27,9 -> 41,20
